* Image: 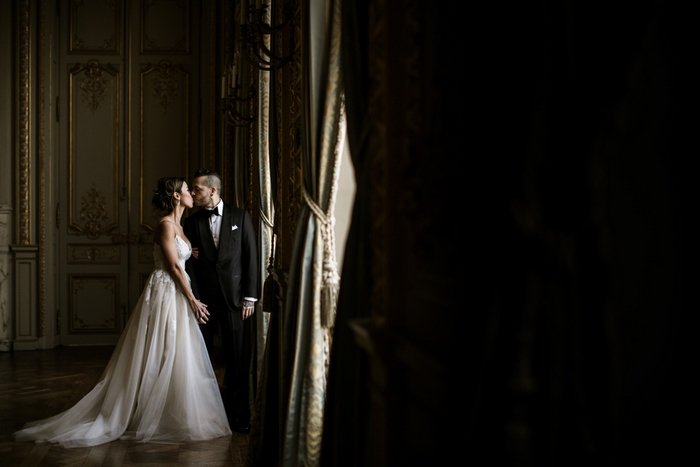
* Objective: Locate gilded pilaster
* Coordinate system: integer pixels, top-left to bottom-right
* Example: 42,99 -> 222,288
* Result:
11,0 -> 40,350
37,0 -> 47,338
16,0 -> 31,246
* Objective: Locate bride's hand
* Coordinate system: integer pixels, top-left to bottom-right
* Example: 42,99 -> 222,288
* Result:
191,247 -> 199,259
190,298 -> 209,324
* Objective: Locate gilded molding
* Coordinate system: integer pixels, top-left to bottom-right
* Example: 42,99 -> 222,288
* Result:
16,0 -> 30,245
69,60 -> 120,237
69,275 -> 119,333
139,60 -> 189,230
70,0 -> 120,54
68,244 -> 120,264
37,0 -> 48,337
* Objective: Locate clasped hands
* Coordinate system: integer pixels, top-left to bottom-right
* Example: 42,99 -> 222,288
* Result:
190,298 -> 209,324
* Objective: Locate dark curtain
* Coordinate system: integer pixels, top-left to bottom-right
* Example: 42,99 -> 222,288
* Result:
323,0 -> 693,465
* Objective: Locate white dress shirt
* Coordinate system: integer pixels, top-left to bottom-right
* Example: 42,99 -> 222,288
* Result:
205,200 -> 223,249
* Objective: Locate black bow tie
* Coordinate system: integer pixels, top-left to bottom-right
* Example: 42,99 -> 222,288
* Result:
207,208 -> 220,217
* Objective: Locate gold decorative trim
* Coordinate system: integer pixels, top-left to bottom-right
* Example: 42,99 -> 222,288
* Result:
68,60 -> 120,238
139,60 -> 189,230
70,0 -> 120,54
68,275 -> 120,333
37,0 -> 48,337
68,244 -> 120,264
16,0 -> 30,245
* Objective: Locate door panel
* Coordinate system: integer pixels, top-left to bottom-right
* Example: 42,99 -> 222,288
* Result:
59,0 -> 202,345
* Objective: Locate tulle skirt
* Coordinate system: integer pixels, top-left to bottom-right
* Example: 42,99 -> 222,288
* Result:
13,269 -> 231,447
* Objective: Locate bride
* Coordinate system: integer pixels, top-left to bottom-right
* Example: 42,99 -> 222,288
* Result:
14,177 -> 231,447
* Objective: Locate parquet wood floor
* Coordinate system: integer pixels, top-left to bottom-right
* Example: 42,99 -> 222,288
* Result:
0,346 -> 249,466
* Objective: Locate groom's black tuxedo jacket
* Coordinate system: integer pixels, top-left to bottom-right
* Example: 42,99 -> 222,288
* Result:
184,202 -> 259,330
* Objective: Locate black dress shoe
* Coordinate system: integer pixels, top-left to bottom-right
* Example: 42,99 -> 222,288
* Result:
230,422 -> 250,435
230,419 -> 251,434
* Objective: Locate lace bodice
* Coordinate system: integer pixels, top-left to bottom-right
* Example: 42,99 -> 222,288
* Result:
153,235 -> 191,271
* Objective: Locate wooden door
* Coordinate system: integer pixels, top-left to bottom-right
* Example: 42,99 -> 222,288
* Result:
57,0 -> 204,345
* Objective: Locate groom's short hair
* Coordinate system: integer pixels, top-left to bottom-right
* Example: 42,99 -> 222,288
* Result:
194,168 -> 222,192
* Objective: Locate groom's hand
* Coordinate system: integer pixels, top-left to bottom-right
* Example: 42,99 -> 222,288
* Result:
242,300 -> 255,320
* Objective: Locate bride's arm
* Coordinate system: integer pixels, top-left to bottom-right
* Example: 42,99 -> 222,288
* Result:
154,221 -> 209,323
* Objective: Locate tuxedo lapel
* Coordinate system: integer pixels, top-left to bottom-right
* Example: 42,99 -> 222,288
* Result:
217,203 -> 233,259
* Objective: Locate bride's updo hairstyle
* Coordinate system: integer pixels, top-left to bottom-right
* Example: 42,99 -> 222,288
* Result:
151,177 -> 185,216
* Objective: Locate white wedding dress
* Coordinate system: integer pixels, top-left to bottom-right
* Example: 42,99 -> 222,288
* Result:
14,236 -> 231,447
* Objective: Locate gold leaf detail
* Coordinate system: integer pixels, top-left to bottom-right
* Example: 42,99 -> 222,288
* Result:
79,60 -> 108,113
78,184 -> 111,239
152,60 -> 180,112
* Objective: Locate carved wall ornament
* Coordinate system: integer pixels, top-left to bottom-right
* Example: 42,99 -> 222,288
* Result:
77,184 -> 112,239
73,36 -> 116,51
69,244 -> 120,264
150,60 -> 183,112
79,59 -> 109,113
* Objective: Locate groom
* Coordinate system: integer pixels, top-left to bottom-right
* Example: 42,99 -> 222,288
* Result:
184,168 -> 259,434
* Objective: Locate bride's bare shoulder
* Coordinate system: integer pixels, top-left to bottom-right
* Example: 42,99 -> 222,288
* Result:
154,217 -> 178,245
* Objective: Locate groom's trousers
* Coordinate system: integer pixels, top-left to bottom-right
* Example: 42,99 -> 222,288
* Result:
198,285 -> 250,424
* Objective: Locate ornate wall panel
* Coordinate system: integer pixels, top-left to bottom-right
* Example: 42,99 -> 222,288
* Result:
141,0 -> 190,54
0,207 -> 12,350
68,243 -> 121,264
70,0 -> 121,54
69,60 -> 121,238
13,246 -> 38,349
138,60 -> 189,230
68,275 -> 120,333
54,0 -> 207,345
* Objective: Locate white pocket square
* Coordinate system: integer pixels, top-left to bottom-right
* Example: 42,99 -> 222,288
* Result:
232,225 -> 238,231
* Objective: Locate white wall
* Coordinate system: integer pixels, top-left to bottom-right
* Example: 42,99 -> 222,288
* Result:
333,134 -> 355,272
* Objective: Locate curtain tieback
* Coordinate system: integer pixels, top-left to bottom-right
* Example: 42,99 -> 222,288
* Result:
302,187 -> 340,328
